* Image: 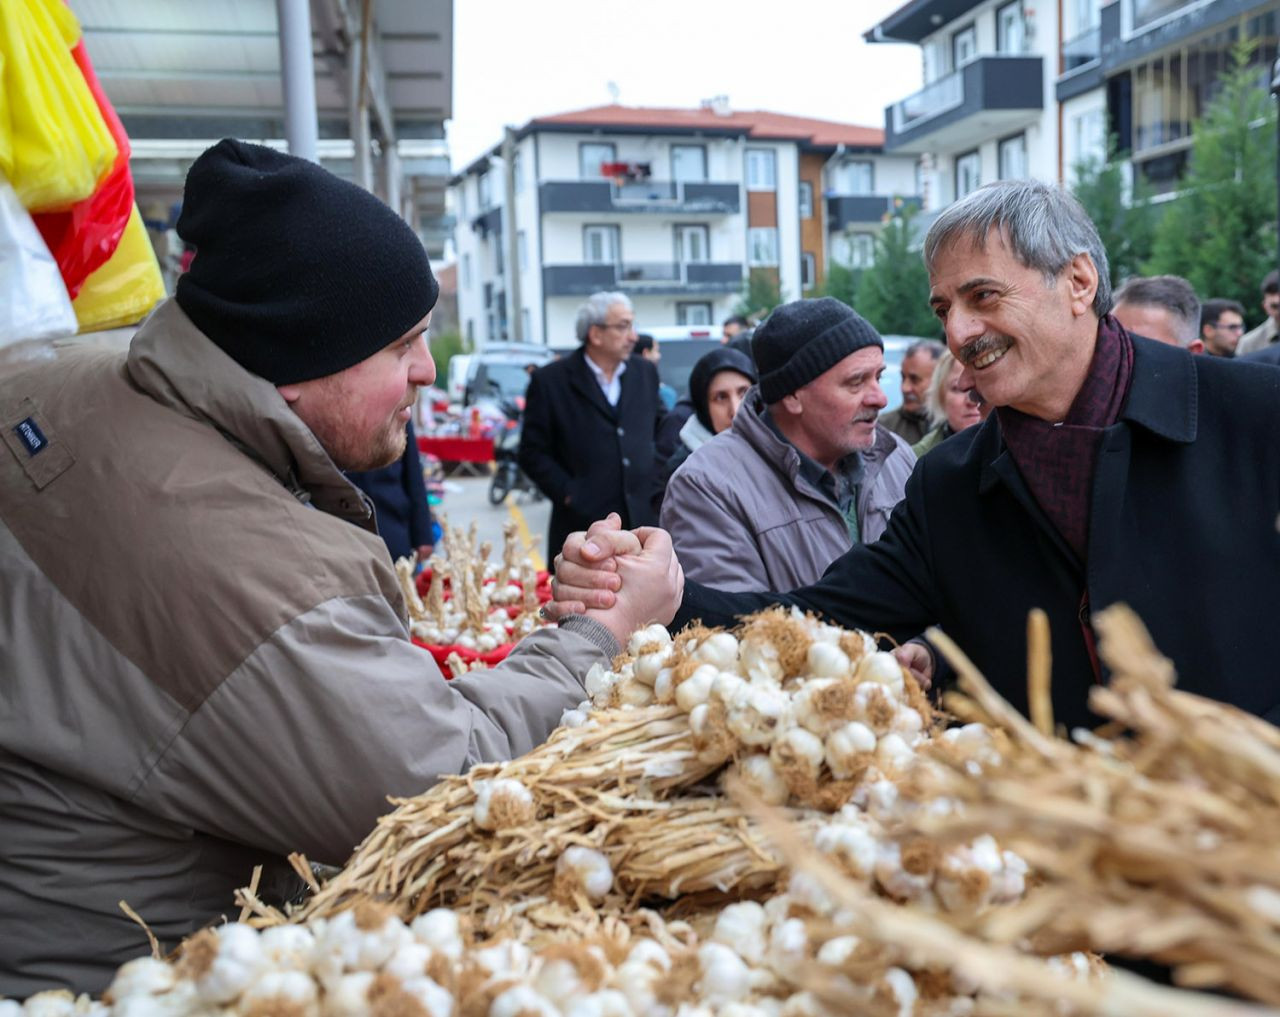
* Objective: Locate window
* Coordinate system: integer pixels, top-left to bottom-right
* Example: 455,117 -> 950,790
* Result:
462,253 -> 472,288
923,39 -> 945,84
997,2 -> 1025,54
835,160 -> 874,195
747,227 -> 779,266
745,148 -> 776,191
1072,108 -> 1106,165
583,224 -> 620,264
842,234 -> 875,269
998,134 -> 1027,179
952,24 -> 977,69
512,150 -> 523,194
800,252 -> 816,291
580,142 -> 616,179
798,181 -> 813,218
955,150 -> 981,199
477,171 -> 492,209
517,230 -> 528,270
677,302 -> 713,326
675,224 -> 710,264
671,144 -> 707,182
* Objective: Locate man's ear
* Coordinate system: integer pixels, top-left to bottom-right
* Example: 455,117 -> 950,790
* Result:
779,392 -> 803,416
277,383 -> 302,405
1188,338 -> 1206,355
1066,252 -> 1099,317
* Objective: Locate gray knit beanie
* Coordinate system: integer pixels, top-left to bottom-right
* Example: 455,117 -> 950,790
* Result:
752,297 -> 883,403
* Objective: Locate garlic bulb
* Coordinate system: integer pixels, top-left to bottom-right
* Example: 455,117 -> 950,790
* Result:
383,941 -> 433,981
411,909 -> 463,960
320,971 -> 374,1017
239,970 -> 318,1015
584,664 -> 618,702
770,727 -> 825,782
697,942 -> 751,1003
816,935 -> 861,966
490,985 -> 558,1017
806,642 -> 850,680
824,721 -> 876,779
726,684 -> 789,746
628,623 -> 672,654
856,651 -> 905,692
674,664 -> 718,712
731,753 -> 789,805
712,902 -> 768,965
258,924 -> 316,971
560,707 -> 590,728
16,993 -> 76,1017
694,632 -> 740,670
400,975 -> 453,1017
814,822 -> 878,880
473,777 -> 535,831
564,989 -> 632,1017
187,923 -> 264,1005
555,845 -> 614,903
105,957 -> 175,1001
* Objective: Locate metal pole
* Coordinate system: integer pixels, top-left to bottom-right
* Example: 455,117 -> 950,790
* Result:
502,127 -> 522,340
349,0 -> 374,190
275,0 -> 318,162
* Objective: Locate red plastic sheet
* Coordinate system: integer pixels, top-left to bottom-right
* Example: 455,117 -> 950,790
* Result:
32,39 -> 134,298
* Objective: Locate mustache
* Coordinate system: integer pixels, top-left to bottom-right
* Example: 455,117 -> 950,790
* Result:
852,410 -> 879,424
956,333 -> 1010,366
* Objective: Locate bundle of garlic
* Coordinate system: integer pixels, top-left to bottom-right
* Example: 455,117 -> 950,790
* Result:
265,608 -> 1031,940
7,891 -> 1158,1017
882,606 -> 1280,1006
394,519 -> 547,662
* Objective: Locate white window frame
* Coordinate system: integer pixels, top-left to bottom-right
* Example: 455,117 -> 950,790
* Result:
583,223 -> 620,265
997,1 -> 1025,54
676,302 -> 713,326
580,142 -> 616,179
798,181 -> 814,218
800,252 -> 816,291
952,24 -> 978,69
836,159 -> 875,195
955,150 -> 981,199
747,227 -> 779,266
845,234 -> 875,269
674,224 -> 710,264
998,133 -> 1028,179
670,144 -> 708,182
745,148 -> 777,191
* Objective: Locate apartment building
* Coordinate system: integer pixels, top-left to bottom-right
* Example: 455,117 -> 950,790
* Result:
869,0 -> 1277,206
450,104 -> 920,347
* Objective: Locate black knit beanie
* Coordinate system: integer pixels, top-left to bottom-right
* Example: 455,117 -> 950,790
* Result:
689,347 -> 758,433
175,139 -> 439,385
752,297 -> 882,404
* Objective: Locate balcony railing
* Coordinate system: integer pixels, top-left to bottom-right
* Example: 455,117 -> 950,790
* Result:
892,70 -> 964,134
539,180 -> 740,214
542,261 -> 743,297
1061,25 -> 1101,70
619,261 -> 679,282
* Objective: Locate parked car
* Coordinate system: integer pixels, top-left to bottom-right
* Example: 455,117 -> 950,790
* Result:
462,342 -> 555,406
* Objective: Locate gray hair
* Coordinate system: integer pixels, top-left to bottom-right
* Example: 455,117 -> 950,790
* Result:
1114,275 -> 1201,347
904,338 -> 945,361
575,291 -> 632,344
924,180 -> 1112,318
926,349 -> 959,428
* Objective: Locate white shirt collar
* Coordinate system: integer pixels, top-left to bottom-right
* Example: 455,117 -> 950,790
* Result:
584,351 -> 626,406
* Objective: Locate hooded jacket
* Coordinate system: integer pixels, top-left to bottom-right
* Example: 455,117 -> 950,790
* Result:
0,300 -> 608,996
659,389 -> 915,591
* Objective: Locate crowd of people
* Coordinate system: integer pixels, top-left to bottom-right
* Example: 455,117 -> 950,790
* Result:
3,140 -> 1279,997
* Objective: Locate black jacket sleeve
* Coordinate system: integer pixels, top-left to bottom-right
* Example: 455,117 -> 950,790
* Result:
518,369 -> 572,505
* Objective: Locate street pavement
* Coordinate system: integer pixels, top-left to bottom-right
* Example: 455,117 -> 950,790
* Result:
433,470 -> 552,570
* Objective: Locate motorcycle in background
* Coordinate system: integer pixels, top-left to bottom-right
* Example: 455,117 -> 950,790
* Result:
487,395 -> 540,505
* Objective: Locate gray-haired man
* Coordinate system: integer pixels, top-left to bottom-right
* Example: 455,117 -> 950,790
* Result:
880,338 -> 945,443
1112,275 -> 1204,353
519,291 -> 664,559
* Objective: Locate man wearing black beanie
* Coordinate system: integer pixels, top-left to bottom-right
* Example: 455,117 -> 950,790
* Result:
0,140 -> 676,995
659,296 -> 916,592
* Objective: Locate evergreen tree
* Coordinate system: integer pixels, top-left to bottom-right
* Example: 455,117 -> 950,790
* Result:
735,268 -> 785,321
855,202 -> 940,337
1145,41 -> 1278,324
817,259 -> 860,309
1070,136 -> 1156,291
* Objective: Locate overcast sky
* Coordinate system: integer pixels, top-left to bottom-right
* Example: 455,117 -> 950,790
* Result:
446,0 -> 925,171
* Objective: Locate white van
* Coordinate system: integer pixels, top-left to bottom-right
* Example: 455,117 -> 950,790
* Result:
445,354 -> 472,404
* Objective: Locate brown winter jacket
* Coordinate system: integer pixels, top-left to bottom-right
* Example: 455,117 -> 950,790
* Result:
659,389 -> 915,592
0,300 -> 609,996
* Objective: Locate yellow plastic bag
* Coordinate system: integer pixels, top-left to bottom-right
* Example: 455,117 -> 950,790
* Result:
0,0 -> 118,212
73,204 -> 164,333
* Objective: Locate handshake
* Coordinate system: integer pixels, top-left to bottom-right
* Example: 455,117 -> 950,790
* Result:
545,513 -> 684,650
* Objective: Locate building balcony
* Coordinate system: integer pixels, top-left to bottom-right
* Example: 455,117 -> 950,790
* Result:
826,195 -> 922,230
471,206 -> 501,238
542,261 -> 743,298
538,180 -> 740,215
884,55 -> 1044,154
1056,24 -> 1104,101
865,0 -> 983,44
1099,0 -> 1264,75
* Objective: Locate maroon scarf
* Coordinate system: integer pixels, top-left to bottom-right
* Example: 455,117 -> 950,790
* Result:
995,316 -> 1134,561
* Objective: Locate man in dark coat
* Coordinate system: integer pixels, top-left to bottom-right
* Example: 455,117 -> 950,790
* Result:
548,180 -> 1280,733
519,291 -> 663,560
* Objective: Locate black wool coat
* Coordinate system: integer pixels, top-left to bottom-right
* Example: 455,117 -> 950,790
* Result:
519,349 -> 663,560
679,334 -> 1280,732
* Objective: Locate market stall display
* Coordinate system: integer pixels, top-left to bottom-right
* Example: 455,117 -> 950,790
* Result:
399,520 -> 552,675
7,607 -> 1280,1016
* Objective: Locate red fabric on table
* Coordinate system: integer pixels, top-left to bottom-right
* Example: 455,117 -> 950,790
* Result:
416,435 -> 494,463
414,569 -> 552,603
413,638 -> 517,676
